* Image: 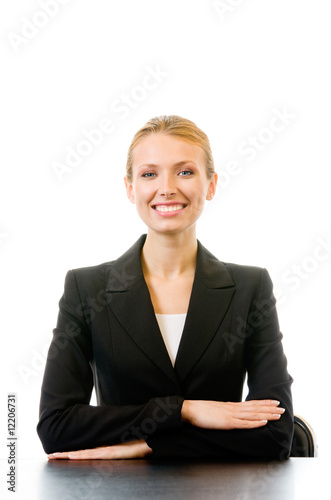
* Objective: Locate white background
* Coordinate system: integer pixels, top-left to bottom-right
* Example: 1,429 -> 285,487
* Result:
0,0 -> 330,461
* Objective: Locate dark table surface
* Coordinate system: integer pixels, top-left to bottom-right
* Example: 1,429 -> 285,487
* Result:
1,457 -> 331,499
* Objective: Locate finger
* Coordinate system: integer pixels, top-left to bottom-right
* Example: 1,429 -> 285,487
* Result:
48,452 -> 71,460
238,412 -> 284,422
258,400 -> 280,406
242,407 -> 285,417
48,447 -> 109,460
235,403 -> 285,415
233,419 -> 269,429
67,444 -> 133,460
233,405 -> 285,420
68,451 -> 95,460
241,400 -> 280,408
67,447 -> 110,460
249,400 -> 281,407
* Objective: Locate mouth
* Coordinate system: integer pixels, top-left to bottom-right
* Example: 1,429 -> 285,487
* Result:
152,203 -> 187,213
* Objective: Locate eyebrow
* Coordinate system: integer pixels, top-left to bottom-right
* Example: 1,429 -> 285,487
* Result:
137,160 -> 198,169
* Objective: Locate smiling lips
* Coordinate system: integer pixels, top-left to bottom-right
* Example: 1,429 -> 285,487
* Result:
152,203 -> 187,214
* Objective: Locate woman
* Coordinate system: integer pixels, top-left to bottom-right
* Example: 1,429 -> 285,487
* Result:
37,115 -> 293,460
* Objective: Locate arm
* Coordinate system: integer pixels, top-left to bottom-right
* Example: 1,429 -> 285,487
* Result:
39,267 -> 293,459
37,270 -> 184,454
146,268 -> 294,459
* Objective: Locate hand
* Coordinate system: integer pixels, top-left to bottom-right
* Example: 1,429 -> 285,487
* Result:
181,399 -> 285,430
48,439 -> 153,460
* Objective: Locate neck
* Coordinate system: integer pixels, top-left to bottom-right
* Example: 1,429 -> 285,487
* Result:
141,228 -> 198,279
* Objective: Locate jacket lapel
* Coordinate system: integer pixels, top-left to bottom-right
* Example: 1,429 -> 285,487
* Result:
174,241 -> 236,383
105,235 -> 178,386
105,235 -> 236,387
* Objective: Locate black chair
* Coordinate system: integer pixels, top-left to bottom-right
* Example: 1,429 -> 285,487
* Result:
290,415 -> 317,457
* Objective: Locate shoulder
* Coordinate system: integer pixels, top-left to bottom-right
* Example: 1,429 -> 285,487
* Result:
197,243 -> 275,305
66,260 -> 115,289
223,261 -> 268,283
61,261 -> 115,300
221,262 -> 275,307
65,235 -> 147,294
62,235 -> 147,294
197,240 -> 270,288
70,260 -> 114,278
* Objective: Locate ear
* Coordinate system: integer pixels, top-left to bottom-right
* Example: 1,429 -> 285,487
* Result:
206,172 -> 218,200
124,176 -> 135,204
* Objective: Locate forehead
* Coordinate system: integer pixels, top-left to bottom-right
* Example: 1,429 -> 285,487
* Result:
132,133 -> 204,166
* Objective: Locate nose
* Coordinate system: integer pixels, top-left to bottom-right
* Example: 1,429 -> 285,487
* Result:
159,172 -> 176,197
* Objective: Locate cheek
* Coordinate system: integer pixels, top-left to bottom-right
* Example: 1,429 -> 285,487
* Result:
132,184 -> 150,202
133,186 -> 157,214
189,185 -> 209,207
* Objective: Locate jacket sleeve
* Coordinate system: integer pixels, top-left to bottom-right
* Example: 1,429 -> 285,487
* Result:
146,268 -> 294,460
36,270 -> 184,454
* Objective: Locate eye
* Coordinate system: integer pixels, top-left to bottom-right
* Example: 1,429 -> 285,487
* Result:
178,169 -> 194,176
141,172 -> 156,178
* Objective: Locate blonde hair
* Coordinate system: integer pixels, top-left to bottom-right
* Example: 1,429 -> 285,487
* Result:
126,115 -> 215,182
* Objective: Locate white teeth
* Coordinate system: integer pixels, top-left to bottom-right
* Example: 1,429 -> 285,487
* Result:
154,204 -> 185,212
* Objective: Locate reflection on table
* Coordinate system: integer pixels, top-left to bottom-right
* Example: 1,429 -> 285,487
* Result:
1,457 -> 331,499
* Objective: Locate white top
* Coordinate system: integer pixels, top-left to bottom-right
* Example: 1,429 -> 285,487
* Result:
155,313 -> 187,366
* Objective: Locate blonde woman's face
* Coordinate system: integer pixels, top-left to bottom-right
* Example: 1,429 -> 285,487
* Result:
124,134 -> 217,235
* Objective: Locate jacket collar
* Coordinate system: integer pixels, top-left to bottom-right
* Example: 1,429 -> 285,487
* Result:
106,234 -> 236,386
105,234 -> 234,292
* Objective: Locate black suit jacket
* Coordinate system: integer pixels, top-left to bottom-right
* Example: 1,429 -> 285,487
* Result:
37,234 -> 293,458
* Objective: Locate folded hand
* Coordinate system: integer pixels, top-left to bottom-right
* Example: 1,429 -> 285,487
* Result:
182,399 -> 285,430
